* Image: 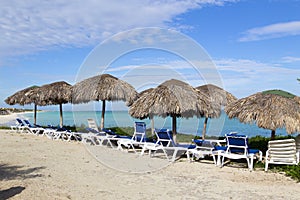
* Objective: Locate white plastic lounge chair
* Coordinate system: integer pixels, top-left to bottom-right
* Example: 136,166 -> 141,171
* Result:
186,139 -> 219,164
23,119 -> 44,136
42,127 -> 67,140
10,118 -> 27,133
60,129 -> 82,142
265,139 -> 299,171
82,119 -> 116,146
218,133 -> 262,171
117,122 -> 149,153
141,129 -> 195,162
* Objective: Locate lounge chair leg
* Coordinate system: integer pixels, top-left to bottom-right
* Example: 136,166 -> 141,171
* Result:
265,161 -> 269,172
212,154 -> 216,165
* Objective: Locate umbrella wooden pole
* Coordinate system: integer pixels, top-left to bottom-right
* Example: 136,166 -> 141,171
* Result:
34,104 -> 37,125
101,100 -> 106,130
202,117 -> 208,140
59,103 -> 63,128
271,130 -> 276,140
150,116 -> 155,137
172,115 -> 177,144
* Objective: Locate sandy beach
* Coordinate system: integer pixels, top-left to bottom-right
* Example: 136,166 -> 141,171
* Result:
0,112 -> 34,126
0,129 -> 299,200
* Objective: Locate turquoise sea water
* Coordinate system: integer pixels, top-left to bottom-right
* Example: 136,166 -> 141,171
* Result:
16,110 -> 295,138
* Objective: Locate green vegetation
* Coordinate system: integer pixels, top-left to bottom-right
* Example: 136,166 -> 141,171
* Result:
0,126 -> 10,130
250,135 -> 300,182
0,107 -> 36,115
262,163 -> 300,182
248,135 -> 294,155
262,89 -> 296,98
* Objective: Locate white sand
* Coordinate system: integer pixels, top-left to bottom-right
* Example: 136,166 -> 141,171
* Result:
0,112 -> 32,126
0,130 -> 299,199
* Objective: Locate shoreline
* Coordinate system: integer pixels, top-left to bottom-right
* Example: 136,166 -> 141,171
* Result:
0,111 -> 35,126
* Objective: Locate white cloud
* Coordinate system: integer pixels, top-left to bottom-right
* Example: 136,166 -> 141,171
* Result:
215,58 -> 300,98
0,0 -> 236,57
239,21 -> 300,42
281,56 -> 300,63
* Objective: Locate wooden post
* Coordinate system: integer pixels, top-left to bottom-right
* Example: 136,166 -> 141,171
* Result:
172,115 -> 177,144
271,130 -> 276,140
59,103 -> 63,128
150,115 -> 155,137
100,100 -> 106,130
202,117 -> 208,140
34,104 -> 37,125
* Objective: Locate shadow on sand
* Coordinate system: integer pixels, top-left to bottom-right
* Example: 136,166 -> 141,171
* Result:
0,186 -> 25,200
0,163 -> 45,199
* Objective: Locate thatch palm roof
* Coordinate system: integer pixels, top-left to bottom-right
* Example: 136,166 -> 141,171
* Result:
36,81 -> 72,127
72,74 -> 137,105
196,84 -> 237,139
35,81 -> 72,106
5,81 -> 72,127
138,88 -> 154,97
129,79 -> 218,142
196,84 -> 237,107
5,85 -> 40,106
72,74 -> 138,129
5,85 -> 40,124
225,90 -> 300,139
130,79 -> 216,119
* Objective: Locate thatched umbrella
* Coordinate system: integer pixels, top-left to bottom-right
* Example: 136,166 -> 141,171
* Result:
5,85 -> 40,125
129,79 -> 218,143
196,84 -> 237,139
225,90 -> 300,139
72,74 -> 138,129
35,81 -> 72,127
138,88 -> 155,135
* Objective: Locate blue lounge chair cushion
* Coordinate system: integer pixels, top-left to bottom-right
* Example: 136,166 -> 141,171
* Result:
223,134 -> 261,155
193,139 -> 203,146
193,139 -> 215,147
248,149 -> 260,154
86,127 -> 98,133
214,146 -> 227,151
102,128 -> 117,136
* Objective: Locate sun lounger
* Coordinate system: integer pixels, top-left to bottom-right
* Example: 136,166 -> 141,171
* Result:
117,122 -> 151,153
141,129 -> 195,162
218,133 -> 262,171
186,139 -> 220,164
265,139 -> 299,171
42,127 -> 66,140
82,119 -> 118,146
23,119 -> 44,135
10,118 -> 27,133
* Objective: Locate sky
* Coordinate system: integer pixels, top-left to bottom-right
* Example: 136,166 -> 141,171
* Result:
1,0 -> 300,111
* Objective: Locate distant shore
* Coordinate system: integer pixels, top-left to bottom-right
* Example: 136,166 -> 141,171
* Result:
0,108 -> 36,126
0,107 -> 37,115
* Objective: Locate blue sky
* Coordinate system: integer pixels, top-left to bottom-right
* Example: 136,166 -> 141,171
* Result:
1,0 -> 300,111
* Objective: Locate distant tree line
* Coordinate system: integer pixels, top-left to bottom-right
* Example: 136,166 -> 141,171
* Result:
0,108 -> 34,115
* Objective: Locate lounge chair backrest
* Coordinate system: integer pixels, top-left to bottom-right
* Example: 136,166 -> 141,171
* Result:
225,133 -> 249,155
267,139 -> 298,164
16,118 -> 25,126
132,122 -> 146,142
154,129 -> 174,147
87,119 -> 100,132
23,119 -> 33,127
